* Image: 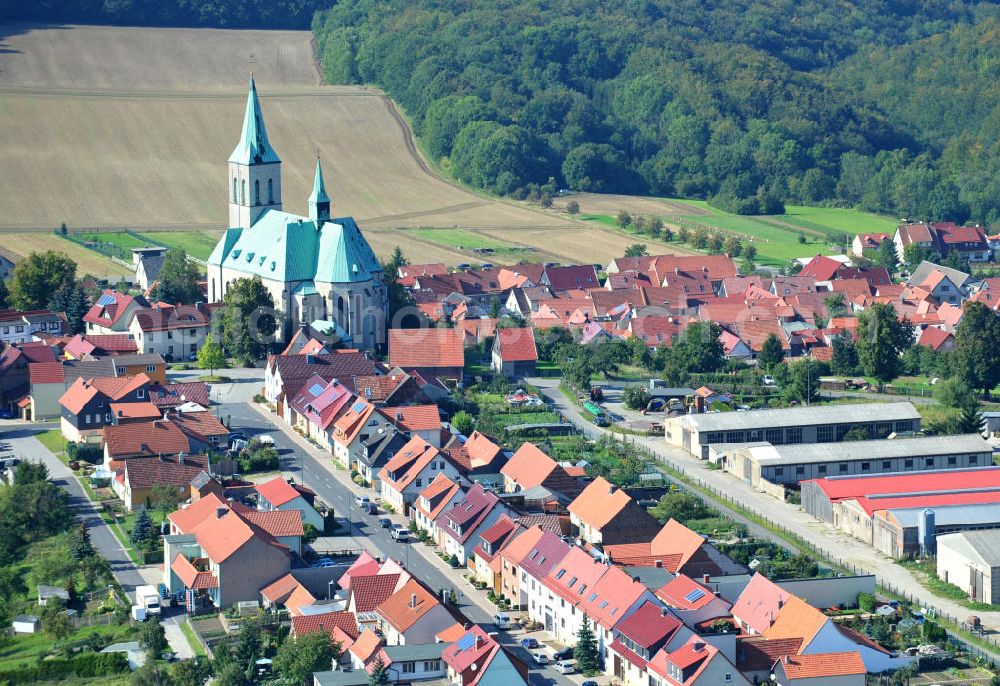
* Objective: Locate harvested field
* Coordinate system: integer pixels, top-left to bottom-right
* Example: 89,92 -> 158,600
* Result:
552,193 -> 711,218
0,24 -> 576,234
2,233 -> 131,277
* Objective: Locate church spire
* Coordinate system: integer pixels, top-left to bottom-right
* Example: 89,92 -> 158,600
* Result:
228,74 -> 281,165
308,157 -> 331,222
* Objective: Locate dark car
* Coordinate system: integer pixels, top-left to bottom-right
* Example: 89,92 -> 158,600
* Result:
582,681 -> 598,686
362,502 -> 378,515
552,647 -> 574,661
520,638 -> 538,649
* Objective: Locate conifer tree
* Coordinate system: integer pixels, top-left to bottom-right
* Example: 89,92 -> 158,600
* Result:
574,614 -> 600,674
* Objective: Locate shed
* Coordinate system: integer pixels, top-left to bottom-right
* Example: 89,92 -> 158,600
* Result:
937,530 -> 1000,604
12,615 -> 40,634
101,640 -> 147,670
37,585 -> 70,605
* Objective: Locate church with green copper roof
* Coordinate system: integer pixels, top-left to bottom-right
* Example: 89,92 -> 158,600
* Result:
208,77 -> 386,350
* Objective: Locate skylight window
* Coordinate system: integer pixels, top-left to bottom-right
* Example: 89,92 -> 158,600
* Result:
568,577 -> 577,588
528,550 -> 538,560
588,593 -> 598,602
599,601 -> 608,609
555,570 -> 566,580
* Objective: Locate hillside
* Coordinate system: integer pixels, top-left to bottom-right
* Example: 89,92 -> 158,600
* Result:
313,0 -> 1000,225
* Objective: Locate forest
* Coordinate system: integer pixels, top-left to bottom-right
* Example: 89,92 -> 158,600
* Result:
312,0 -> 1000,223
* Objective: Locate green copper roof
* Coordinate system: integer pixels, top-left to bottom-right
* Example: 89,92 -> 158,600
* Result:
208,209 -> 382,286
229,76 -> 281,165
308,159 -> 330,204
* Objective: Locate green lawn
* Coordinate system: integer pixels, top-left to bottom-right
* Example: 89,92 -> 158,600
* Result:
0,623 -> 135,670
781,205 -> 898,235
578,213 -> 619,228
180,619 -> 206,658
35,429 -> 67,458
74,232 -> 154,251
411,229 -> 509,250
136,231 -> 220,262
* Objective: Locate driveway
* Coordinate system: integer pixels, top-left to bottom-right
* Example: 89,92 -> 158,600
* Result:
528,377 -> 1000,645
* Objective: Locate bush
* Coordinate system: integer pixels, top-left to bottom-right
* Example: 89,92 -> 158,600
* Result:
622,386 -> 650,410
858,592 -> 877,613
66,443 -> 103,464
0,652 -> 128,684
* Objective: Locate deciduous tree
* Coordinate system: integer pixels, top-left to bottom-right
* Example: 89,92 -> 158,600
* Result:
273,632 -> 340,685
220,276 -> 279,364
153,249 -> 202,304
10,251 -> 76,310
624,243 -> 647,257
196,333 -> 226,375
954,301 -> 1000,399
856,302 -> 913,386
757,333 -> 785,371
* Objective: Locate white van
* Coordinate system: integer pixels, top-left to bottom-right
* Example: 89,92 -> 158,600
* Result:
494,613 -> 511,629
554,661 -> 574,674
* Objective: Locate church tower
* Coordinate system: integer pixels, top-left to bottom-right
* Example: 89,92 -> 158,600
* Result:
228,75 -> 282,229
308,158 -> 330,223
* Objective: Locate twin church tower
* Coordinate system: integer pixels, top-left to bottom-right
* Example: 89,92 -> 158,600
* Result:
208,77 -> 386,349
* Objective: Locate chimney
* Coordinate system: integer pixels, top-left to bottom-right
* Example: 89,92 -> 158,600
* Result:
702,574 -> 710,584
654,559 -> 662,568
661,608 -> 668,617
475,635 -> 483,648
409,593 -> 417,608
608,484 -> 615,495
118,410 -> 123,417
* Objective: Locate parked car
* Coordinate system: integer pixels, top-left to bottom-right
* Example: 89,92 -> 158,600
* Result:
582,680 -> 598,686
552,647 -> 574,661
520,638 -> 538,649
553,661 -> 574,674
255,434 -> 276,445
378,517 -> 392,528
532,652 -> 549,665
355,495 -> 371,508
762,375 -> 777,386
362,501 -> 378,515
311,557 -> 335,568
391,525 -> 408,541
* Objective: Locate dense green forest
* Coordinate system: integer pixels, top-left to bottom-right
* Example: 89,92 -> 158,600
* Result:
0,0 -> 324,29
313,0 -> 1000,223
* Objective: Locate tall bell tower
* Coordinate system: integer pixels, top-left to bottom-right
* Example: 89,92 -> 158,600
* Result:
228,75 -> 282,229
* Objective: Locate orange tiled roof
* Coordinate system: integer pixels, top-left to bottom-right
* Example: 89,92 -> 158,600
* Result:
501,443 -> 557,489
778,651 -> 865,679
379,404 -> 441,432
59,374 -> 151,415
762,595 -> 827,645
568,476 -> 632,530
388,328 -> 464,369
380,435 -> 440,492
291,611 -> 359,641
376,578 -> 440,633
256,476 -> 301,508
104,420 -> 190,459
495,328 -> 537,362
261,573 -> 300,605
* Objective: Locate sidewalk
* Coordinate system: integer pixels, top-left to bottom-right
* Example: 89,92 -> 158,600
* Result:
245,402 -> 507,623
529,377 -> 1000,640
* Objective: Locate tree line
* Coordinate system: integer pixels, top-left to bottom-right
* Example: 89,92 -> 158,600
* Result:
313,0 -> 1000,221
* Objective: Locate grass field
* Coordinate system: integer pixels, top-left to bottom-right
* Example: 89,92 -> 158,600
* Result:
136,231 -> 222,261
2,233 -> 131,277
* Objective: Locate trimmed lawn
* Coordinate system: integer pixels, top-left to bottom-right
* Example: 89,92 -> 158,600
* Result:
136,230 -> 221,262
73,231 -> 153,251
411,228 -> 509,250
180,619 -> 206,657
35,429 -> 67,458
781,205 -> 898,235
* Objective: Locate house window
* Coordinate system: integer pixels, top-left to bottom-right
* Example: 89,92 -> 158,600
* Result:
400,662 -> 414,674
905,459 -> 913,469
146,365 -> 155,372
948,456 -> 957,466
925,458 -> 934,468
882,460 -> 891,470
861,462 -> 870,471
14,325 -> 23,333
970,455 -> 979,464
839,463 -> 848,473
423,661 -> 440,672
415,479 -> 421,488
85,414 -> 90,424
796,466 -> 804,476
137,389 -> 145,399
117,367 -> 126,374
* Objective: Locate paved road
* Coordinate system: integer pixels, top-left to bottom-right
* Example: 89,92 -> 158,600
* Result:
529,377 -> 1000,642
222,400 -> 571,686
2,424 -> 194,658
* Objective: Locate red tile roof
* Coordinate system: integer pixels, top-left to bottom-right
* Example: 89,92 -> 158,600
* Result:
604,519 -> 705,571
83,291 -> 143,327
543,265 -> 600,291
59,374 -> 151,415
109,402 -> 161,419
799,255 -> 844,282
260,573 -> 300,604
171,553 -> 218,589
657,574 -> 716,611
131,304 -> 216,332
732,573 -> 792,635
805,468 -> 1000,502
170,494 -> 286,563
28,362 -> 64,384
917,326 -> 954,350
291,611 -> 358,641
351,573 -> 401,612
388,328 -> 464,369
495,328 -> 537,362
64,333 -> 138,358
167,411 -> 229,442
736,636 -> 804,672
380,435 -> 440,492
256,477 -> 302,508
148,382 -> 211,408
568,476 -> 633,529
123,455 -> 207,490
615,600 -> 682,649
414,473 -> 463,521
104,419 -> 190,459
778,651 -> 865,679
236,505 -> 304,538
338,551 -> 381,590
378,404 -> 441,432
376,578 -> 440,633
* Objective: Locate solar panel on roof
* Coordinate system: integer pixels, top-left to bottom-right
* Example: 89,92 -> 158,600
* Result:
351,400 -> 367,413
683,588 -> 705,603
308,383 -> 325,396
456,632 -> 476,651
97,293 -> 115,306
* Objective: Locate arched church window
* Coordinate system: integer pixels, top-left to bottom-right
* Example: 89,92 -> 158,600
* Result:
268,179 -> 274,204
240,180 -> 246,205
232,178 -> 237,203
254,179 -> 260,205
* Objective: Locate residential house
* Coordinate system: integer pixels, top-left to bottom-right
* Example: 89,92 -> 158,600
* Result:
0,309 -> 67,345
379,436 -> 461,515
769,652 -> 865,686
379,404 -> 443,448
58,374 -> 152,442
916,326 -> 955,351
263,351 -> 379,418
108,401 -> 162,425
147,381 -> 210,410
471,515 -> 524,592
355,370 -> 429,407
290,611 -> 359,664
656,574 -> 733,628
919,268 -> 968,306
287,375 -> 353,450
164,493 -> 300,607
83,292 -> 149,334
605,519 -> 746,577
388,328 -> 464,383
63,333 -> 138,360
411,473 -> 464,544
129,304 -> 218,361
851,233 -> 892,258
166,410 -> 229,453
354,426 -> 409,493
497,526 -> 547,609
437,483 -> 507,565
26,361 -> 66,421
375,578 -> 455,645
256,476 -> 324,530
133,248 -> 167,291
647,636 -> 749,686
499,442 -> 580,497
105,353 -> 167,384
441,431 -> 507,479
114,454 -> 210,511
512,530 -> 571,615
568,476 -> 660,546
442,625 -> 529,686
541,265 -> 600,292
102,419 -> 191,467
0,342 -> 57,412
491,328 -> 537,378
607,601 -> 687,686
332,397 -> 390,469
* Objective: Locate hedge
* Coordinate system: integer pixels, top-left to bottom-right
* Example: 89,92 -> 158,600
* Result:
0,652 -> 129,684
67,443 -> 103,464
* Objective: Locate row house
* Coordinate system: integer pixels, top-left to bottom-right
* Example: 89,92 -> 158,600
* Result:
567,476 -> 661,546
441,625 -> 529,686
412,473 -> 464,544
0,309 -> 66,346
59,374 -> 152,442
263,350 -> 379,419
437,483 -> 508,566
287,375 -> 353,450
379,436 -> 461,514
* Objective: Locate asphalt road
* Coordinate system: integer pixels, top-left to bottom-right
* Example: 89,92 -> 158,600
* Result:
220,401 -> 568,686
